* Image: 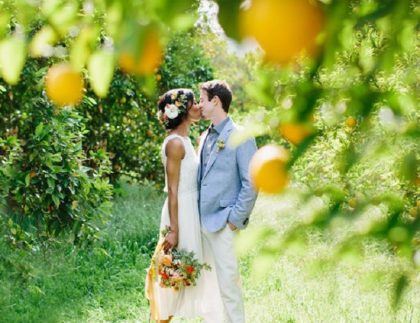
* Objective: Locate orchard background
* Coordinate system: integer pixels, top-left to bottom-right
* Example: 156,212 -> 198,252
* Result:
0,0 -> 418,322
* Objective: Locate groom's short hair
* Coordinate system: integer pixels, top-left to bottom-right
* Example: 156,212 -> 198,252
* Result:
200,80 -> 232,113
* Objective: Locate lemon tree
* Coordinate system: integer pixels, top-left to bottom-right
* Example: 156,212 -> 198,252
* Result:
0,0 -> 199,102
0,0 -> 418,307
212,0 -> 418,306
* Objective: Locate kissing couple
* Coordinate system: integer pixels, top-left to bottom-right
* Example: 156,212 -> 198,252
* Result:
146,80 -> 258,323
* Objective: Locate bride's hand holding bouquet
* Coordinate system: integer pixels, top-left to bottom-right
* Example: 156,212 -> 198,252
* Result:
149,226 -> 211,291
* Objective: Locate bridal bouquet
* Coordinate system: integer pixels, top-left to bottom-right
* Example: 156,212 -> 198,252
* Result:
149,227 -> 211,291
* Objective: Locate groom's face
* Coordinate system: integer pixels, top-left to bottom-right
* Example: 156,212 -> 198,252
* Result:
199,89 -> 212,120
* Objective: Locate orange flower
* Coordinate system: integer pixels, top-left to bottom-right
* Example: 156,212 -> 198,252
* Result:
161,254 -> 172,266
185,265 -> 194,274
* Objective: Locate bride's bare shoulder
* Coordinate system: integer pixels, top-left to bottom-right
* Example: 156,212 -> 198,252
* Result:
165,137 -> 185,159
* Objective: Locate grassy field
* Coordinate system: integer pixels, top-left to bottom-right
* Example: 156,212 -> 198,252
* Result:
1,182 -> 419,322
240,194 -> 420,323
0,181 -> 162,323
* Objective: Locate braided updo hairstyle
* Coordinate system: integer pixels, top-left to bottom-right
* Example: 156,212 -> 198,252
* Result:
157,89 -> 195,130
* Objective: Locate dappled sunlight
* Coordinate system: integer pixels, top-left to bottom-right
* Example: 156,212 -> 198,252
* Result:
0,0 -> 418,321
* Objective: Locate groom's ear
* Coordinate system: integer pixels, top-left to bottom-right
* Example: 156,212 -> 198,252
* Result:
212,95 -> 220,106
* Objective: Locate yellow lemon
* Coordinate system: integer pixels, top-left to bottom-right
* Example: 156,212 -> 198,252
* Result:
348,198 -> 357,208
279,123 -> 313,145
119,30 -> 162,75
240,0 -> 325,64
249,145 -> 289,193
409,207 -> 418,218
345,116 -> 357,128
45,63 -> 84,106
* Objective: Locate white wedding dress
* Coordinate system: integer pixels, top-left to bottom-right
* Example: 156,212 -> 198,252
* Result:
150,134 -> 223,321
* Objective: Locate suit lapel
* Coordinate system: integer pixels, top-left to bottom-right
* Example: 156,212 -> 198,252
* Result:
197,130 -> 208,159
202,119 -> 233,180
197,129 -> 208,184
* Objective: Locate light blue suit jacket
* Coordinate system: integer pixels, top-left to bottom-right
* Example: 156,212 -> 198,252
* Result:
198,118 -> 258,232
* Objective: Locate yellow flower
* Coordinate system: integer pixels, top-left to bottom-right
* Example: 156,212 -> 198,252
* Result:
216,139 -> 225,152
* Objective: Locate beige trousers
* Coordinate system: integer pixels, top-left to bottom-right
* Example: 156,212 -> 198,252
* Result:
202,225 -> 245,323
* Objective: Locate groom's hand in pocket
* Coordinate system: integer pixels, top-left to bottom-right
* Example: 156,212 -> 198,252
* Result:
228,222 -> 237,231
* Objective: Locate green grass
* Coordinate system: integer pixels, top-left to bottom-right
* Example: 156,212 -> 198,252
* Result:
0,181 -> 163,323
240,194 -> 420,323
1,183 -> 419,322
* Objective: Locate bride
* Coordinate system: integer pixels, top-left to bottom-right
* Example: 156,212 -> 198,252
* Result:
145,89 -> 223,322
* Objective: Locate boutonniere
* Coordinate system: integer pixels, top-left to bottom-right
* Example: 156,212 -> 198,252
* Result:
216,139 -> 225,152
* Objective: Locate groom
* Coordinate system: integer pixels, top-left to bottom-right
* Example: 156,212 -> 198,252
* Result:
198,80 -> 258,323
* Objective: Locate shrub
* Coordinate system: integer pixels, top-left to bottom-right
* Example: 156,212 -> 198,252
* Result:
0,60 -> 113,247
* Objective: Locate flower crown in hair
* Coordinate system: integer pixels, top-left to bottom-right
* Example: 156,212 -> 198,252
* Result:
157,91 -> 189,125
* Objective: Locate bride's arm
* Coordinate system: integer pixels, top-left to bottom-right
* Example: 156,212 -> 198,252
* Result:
163,138 -> 185,252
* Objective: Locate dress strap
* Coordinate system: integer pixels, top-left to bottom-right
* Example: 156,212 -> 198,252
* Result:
164,134 -> 186,143
162,134 -> 187,158
163,134 -> 186,150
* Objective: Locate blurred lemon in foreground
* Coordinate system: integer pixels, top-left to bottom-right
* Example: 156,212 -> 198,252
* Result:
345,116 -> 357,128
409,207 -> 418,218
119,31 -> 162,75
45,63 -> 84,106
279,123 -> 313,145
240,0 -> 325,64
250,145 -> 289,193
348,198 -> 357,208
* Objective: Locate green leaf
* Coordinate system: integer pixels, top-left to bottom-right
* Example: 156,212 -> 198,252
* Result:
29,25 -> 58,57
35,123 -> 44,137
0,11 -> 11,38
399,151 -> 417,185
70,27 -> 99,71
214,0 -> 242,40
25,173 -> 31,187
150,0 -> 196,30
392,274 -> 408,309
0,36 -> 27,85
47,1 -> 78,35
359,39 -> 375,73
228,122 -> 268,147
105,2 -> 123,38
52,195 -> 60,207
47,178 -> 55,189
88,49 -> 115,98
